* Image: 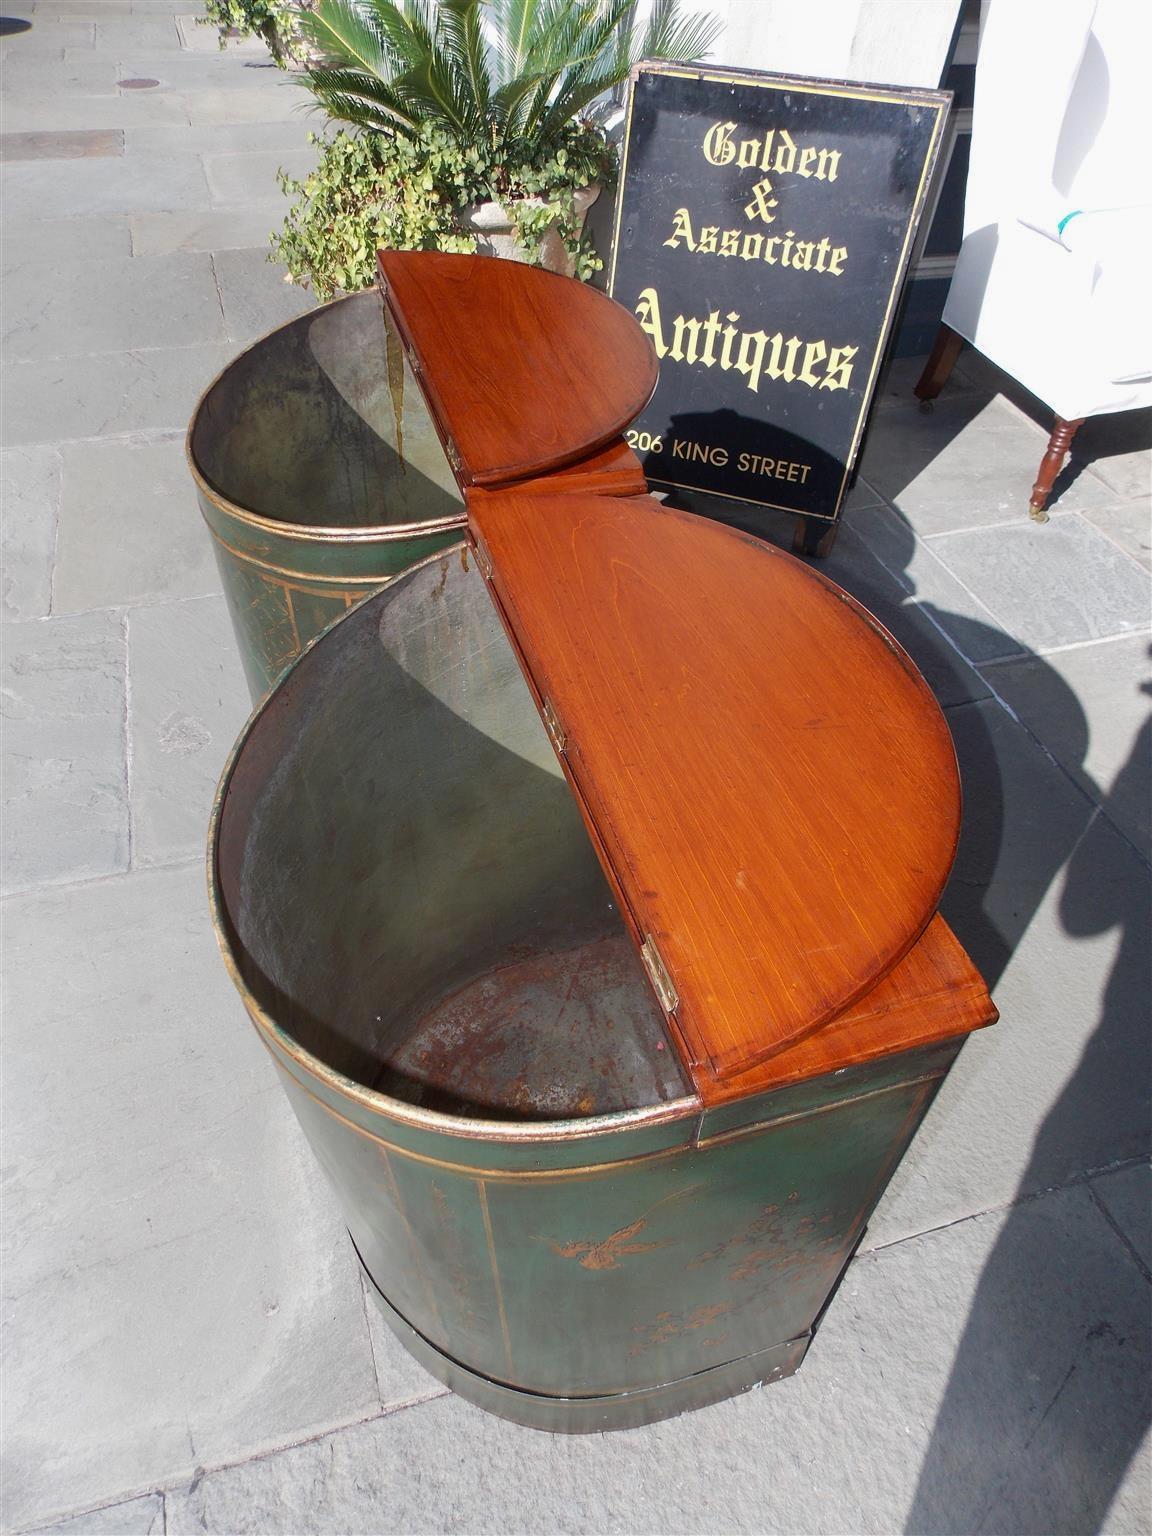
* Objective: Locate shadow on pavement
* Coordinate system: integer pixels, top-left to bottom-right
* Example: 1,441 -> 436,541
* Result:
669,482 -> 1150,1534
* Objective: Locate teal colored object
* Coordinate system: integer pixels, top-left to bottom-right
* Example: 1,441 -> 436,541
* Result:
188,289 -> 465,701
210,547 -> 965,1432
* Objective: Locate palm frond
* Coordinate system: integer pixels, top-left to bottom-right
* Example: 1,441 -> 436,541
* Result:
397,52 -> 476,136
296,0 -> 723,153
636,0 -> 722,63
394,0 -> 439,57
299,65 -> 423,133
488,0 -> 545,82
295,0 -> 394,75
490,66 -> 549,132
436,0 -> 492,119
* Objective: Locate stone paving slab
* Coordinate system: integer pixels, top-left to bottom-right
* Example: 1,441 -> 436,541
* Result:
954,351 -> 1152,503
1,444 -> 59,620
819,523 -> 991,709
928,512 -> 1152,654
127,594 -> 249,866
91,12 -> 179,45
859,394 -> 1116,536
2,251 -> 223,362
1,18 -> 95,48
0,125 -> 124,161
1,341 -> 233,447
1075,441 -> 1152,504
129,204 -> 285,256
1081,499 -> 1152,573
27,1494 -> 165,1536
203,144 -> 319,204
161,1187 -> 1150,1536
1,609 -> 128,894
871,702 -> 1151,1247
124,118 -> 315,154
2,53 -> 120,94
211,245 -> 314,343
0,863 -> 383,1532
183,86 -> 306,124
25,1 -> 137,13
982,632 -> 1151,859
2,215 -> 132,271
54,435 -> 219,612
0,92 -> 192,130
1092,1161 -> 1152,1274
845,501 -> 1024,665
91,51 -> 288,89
1,152 -> 210,223
359,1278 -> 457,1415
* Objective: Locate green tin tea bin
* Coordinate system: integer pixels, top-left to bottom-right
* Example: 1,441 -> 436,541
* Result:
209,254 -> 996,1433
187,289 -> 466,701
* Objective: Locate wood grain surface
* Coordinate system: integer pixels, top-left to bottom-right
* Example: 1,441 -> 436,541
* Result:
378,250 -> 658,488
468,491 -> 964,1086
708,914 -> 996,1103
466,438 -> 649,504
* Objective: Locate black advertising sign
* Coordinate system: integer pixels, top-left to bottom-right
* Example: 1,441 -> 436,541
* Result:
609,64 -> 949,531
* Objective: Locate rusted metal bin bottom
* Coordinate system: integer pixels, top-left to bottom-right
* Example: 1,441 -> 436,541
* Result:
359,1253 -> 812,1433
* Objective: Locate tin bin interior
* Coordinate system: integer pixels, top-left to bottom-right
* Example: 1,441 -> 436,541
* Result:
214,548 -> 690,1119
189,289 -> 462,532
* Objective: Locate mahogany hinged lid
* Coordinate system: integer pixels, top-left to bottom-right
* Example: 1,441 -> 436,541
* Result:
377,249 -> 657,489
379,251 -> 968,1090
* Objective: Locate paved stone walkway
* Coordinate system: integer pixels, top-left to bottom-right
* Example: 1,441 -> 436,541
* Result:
2,4 -> 1150,1533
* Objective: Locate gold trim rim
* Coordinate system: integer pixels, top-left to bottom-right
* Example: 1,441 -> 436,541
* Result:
186,289 -> 466,545
205,524 -> 425,586
206,547 -> 706,1151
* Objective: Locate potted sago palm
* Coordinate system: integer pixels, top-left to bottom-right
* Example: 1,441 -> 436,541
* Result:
272,0 -> 721,297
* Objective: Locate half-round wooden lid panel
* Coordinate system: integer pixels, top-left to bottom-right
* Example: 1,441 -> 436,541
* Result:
378,250 -> 658,488
467,491 -> 962,1085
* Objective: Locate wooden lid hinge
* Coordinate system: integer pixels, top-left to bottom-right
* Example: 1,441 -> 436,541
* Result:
640,936 -> 679,1015
541,696 -> 567,755
473,535 -> 493,581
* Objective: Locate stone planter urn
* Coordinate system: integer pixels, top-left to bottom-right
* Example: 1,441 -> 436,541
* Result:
459,184 -> 601,276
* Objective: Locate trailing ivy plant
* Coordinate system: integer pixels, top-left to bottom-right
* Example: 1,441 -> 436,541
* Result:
200,0 -> 309,66
274,0 -> 721,293
272,120 -> 614,297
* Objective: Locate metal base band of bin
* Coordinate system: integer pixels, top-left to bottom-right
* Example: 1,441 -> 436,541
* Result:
187,289 -> 466,701
357,1241 -> 810,1433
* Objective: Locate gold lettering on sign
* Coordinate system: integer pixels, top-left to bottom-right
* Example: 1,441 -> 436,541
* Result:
661,207 -> 847,276
634,287 -> 856,396
689,120 -> 848,274
702,123 -> 841,181
702,120 -> 738,166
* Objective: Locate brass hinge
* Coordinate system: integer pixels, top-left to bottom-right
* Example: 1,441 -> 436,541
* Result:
445,439 -> 462,474
541,696 -> 567,755
408,351 -> 423,379
640,936 -> 678,1015
473,536 -> 493,581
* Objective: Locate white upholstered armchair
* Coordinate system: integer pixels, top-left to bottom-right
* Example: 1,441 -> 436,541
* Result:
915,0 -> 1152,519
